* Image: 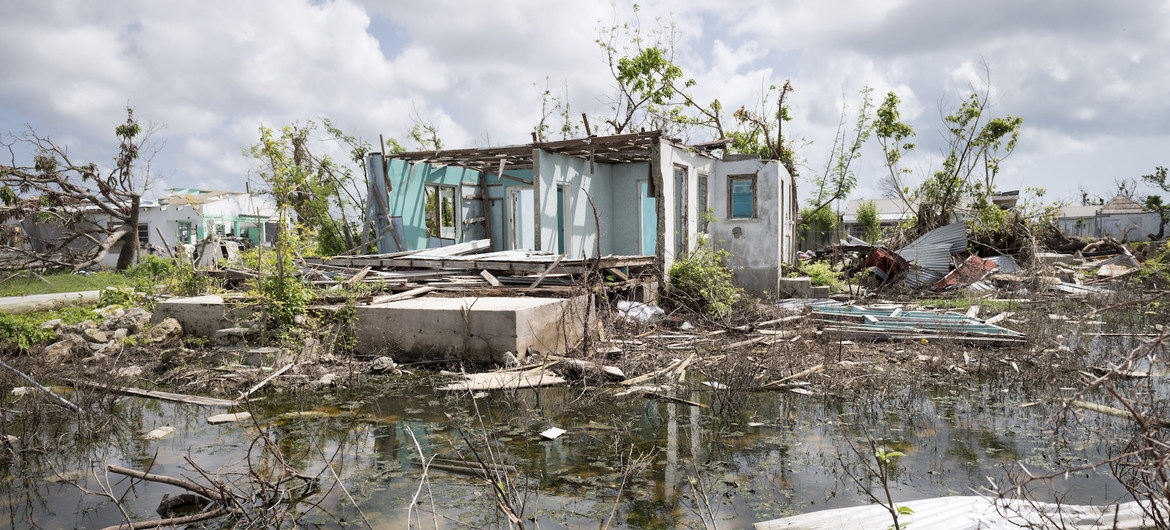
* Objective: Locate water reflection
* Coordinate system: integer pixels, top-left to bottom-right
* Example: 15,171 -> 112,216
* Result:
0,369 -> 1129,528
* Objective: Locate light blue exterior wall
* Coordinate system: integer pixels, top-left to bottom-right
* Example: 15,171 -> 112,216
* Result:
536,151 -> 615,258
376,156 -> 534,251
608,163 -> 649,257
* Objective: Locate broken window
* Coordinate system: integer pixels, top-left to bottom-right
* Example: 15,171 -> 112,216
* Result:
137,223 -> 149,244
425,184 -> 458,239
729,175 -> 756,219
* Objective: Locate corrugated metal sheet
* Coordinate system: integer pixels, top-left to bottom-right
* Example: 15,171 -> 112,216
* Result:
811,305 -> 1026,342
900,222 -> 968,255
899,243 -> 953,289
1092,253 -> 1141,269
755,496 -> 1152,530
984,255 -> 1021,273
896,223 -> 968,289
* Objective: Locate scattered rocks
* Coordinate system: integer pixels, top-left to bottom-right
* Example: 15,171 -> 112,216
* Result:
141,426 -> 176,441
82,328 -> 109,344
369,356 -> 399,374
103,307 -> 151,334
143,318 -> 183,345
214,327 -> 255,347
44,333 -> 88,363
117,365 -> 143,378
494,350 -> 521,368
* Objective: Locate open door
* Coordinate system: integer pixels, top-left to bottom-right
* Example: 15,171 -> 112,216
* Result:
508,187 -> 536,250
640,180 -> 656,256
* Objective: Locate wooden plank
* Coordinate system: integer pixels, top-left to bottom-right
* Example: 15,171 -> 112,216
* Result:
239,363 -> 294,401
477,171 -> 493,250
411,239 -> 491,257
74,381 -> 236,407
480,269 -> 501,287
604,267 -> 628,281
500,173 -> 533,185
529,254 -> 567,288
343,266 -> 372,286
369,285 -> 436,305
727,336 -> 769,350
207,412 -> 253,424
438,370 -> 566,392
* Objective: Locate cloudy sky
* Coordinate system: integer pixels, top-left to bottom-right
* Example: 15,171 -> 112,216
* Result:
1,0 -> 1167,206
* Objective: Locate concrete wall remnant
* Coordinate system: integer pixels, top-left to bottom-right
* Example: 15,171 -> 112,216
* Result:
355,295 -> 589,363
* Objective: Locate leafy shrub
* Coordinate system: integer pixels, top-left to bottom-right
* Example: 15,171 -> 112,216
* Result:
98,286 -> 139,308
788,260 -> 846,292
0,306 -> 98,352
667,237 -> 745,317
0,313 -> 54,352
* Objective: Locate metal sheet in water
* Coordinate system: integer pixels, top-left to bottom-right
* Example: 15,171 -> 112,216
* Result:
755,496 -> 1152,530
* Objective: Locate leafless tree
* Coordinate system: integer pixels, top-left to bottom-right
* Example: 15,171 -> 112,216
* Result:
0,107 -> 159,270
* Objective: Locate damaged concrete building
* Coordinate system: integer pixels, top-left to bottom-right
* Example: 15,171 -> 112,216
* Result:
364,131 -> 798,298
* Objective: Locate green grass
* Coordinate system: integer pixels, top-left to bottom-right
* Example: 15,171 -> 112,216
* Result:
0,270 -> 136,298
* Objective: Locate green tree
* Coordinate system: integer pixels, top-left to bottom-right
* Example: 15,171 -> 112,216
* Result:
874,91 -> 916,205
914,68 -> 1022,233
801,87 -> 875,236
856,200 -> 882,243
1142,165 -> 1169,240
876,67 -> 1022,236
247,121 -> 373,256
731,80 -> 800,174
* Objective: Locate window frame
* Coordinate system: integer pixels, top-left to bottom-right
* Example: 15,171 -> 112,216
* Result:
728,174 -> 757,219
425,183 -> 459,239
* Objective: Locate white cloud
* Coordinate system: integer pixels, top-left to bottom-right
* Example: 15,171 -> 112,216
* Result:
0,0 -> 1166,205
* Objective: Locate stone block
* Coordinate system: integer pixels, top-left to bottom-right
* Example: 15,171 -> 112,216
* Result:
354,295 -> 588,363
777,277 -> 812,298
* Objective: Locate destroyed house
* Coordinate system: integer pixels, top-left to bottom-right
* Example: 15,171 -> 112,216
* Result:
365,131 -> 797,297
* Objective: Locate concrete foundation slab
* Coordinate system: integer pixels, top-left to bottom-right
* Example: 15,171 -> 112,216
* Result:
355,295 -> 588,363
151,295 -> 254,338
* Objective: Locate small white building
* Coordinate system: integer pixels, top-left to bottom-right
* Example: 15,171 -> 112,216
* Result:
1056,194 -> 1160,242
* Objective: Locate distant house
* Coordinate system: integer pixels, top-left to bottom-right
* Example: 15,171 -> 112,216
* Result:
837,190 -> 1024,243
840,197 -> 916,240
365,131 -> 798,297
15,188 -> 278,268
1055,194 -> 1160,242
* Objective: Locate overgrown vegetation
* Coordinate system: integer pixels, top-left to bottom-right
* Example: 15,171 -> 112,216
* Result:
666,237 -> 745,318
788,260 -> 846,293
0,305 -> 99,352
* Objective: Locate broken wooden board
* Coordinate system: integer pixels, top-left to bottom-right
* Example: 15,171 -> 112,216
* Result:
141,426 -> 176,441
207,412 -> 253,424
438,370 -> 567,392
369,285 -> 437,305
73,381 -> 236,407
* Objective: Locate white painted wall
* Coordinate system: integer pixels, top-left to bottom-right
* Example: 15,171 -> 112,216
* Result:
660,145 -> 717,271
709,155 -> 794,298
